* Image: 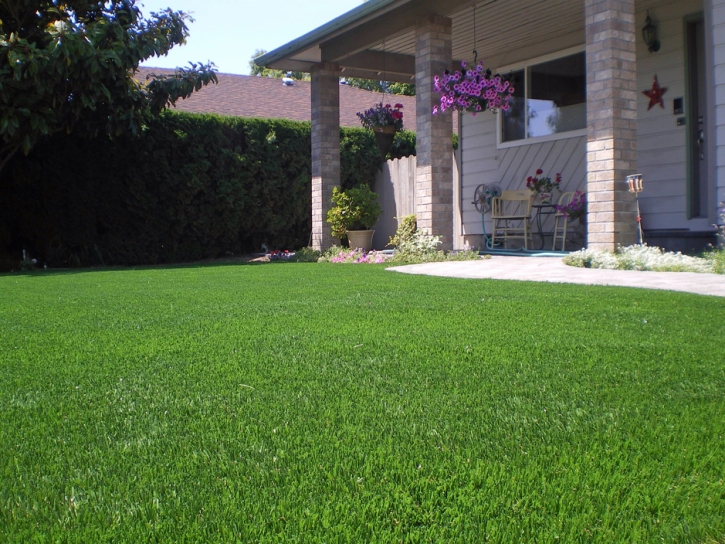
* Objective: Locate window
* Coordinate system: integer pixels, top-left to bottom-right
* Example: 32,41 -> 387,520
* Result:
500,51 -> 586,144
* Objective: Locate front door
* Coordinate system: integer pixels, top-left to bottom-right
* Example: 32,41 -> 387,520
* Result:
685,15 -> 708,218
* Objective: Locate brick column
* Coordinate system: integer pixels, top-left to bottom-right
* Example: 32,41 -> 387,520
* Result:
311,62 -> 340,251
415,15 -> 453,251
585,0 -> 638,250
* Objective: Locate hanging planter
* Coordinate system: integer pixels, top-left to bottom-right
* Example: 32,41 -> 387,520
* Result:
371,125 -> 397,158
356,102 -> 404,158
432,61 -> 515,116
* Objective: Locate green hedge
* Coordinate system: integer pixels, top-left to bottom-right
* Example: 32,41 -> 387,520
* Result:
1,112 -> 414,268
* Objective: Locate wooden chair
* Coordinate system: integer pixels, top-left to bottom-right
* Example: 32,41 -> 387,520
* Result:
490,190 -> 534,249
552,191 -> 576,251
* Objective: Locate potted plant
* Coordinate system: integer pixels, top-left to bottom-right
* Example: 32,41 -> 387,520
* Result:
432,60 -> 515,116
356,102 -> 404,157
526,168 -> 562,204
557,190 -> 587,223
326,184 -> 382,252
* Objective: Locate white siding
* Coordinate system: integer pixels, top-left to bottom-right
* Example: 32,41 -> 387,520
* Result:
457,0 -> 718,245
713,0 -> 725,219
636,0 -> 714,231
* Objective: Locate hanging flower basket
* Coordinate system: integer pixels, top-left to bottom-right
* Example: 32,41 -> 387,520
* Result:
432,61 -> 514,116
357,102 -> 404,158
372,125 -> 397,158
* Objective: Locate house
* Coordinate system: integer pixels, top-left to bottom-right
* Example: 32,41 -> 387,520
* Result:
256,0 -> 724,253
135,68 -> 416,130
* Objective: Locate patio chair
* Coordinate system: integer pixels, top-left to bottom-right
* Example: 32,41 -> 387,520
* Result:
490,190 -> 534,249
552,191 -> 576,251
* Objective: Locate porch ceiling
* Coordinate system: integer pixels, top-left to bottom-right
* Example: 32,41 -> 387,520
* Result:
258,0 -> 584,82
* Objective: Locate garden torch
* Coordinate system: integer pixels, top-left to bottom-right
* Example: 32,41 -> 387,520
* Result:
626,174 -> 644,245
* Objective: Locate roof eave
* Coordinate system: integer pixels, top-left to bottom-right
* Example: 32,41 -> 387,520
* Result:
254,0 -> 405,68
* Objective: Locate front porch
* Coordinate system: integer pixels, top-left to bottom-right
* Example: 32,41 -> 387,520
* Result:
257,0 -> 725,253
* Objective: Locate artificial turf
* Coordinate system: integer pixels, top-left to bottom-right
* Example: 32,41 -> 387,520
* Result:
1,262 -> 723,542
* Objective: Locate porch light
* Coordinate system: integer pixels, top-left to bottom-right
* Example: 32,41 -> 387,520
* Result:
642,12 -> 660,53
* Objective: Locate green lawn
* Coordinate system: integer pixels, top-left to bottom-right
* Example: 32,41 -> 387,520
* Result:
1,263 -> 723,542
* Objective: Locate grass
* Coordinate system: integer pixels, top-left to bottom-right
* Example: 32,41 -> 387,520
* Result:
1,263 -> 724,542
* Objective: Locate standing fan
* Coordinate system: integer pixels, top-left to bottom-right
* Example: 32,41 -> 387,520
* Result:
473,184 -> 502,249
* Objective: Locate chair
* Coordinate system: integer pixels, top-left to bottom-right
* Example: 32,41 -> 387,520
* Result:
552,191 -> 576,251
490,190 -> 534,249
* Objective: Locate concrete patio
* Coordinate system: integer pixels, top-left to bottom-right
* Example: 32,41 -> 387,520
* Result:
388,255 -> 725,297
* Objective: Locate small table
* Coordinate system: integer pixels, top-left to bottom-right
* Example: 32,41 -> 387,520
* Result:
532,204 -> 558,250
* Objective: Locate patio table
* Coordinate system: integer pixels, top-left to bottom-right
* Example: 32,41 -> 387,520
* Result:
532,203 -> 558,250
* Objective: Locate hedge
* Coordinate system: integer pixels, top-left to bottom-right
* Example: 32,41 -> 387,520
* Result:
0,112 -> 417,268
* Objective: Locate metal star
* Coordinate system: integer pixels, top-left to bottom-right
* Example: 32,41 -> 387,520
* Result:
643,74 -> 667,111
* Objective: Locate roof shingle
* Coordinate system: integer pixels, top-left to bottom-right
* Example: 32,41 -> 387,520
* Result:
136,68 -> 418,131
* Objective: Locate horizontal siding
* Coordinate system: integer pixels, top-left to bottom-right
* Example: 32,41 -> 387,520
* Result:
457,0 -> 714,240
715,0 -> 725,211
636,0 -> 712,230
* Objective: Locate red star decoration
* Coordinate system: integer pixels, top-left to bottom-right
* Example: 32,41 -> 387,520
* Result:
643,75 -> 667,111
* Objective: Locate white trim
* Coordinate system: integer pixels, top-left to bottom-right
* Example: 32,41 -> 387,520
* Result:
496,45 -> 586,149
496,45 -> 585,75
497,128 -> 587,149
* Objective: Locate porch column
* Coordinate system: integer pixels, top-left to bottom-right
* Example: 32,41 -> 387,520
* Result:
311,62 -> 341,251
713,0 -> 725,225
415,14 -> 453,251
585,0 -> 638,250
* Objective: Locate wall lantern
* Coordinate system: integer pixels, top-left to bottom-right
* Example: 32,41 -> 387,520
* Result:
642,11 -> 660,53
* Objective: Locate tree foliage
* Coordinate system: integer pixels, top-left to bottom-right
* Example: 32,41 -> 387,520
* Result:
344,78 -> 415,96
0,0 -> 218,173
249,49 -> 309,80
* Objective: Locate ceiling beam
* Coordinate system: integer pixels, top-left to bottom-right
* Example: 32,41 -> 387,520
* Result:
340,50 -> 416,76
340,69 -> 415,84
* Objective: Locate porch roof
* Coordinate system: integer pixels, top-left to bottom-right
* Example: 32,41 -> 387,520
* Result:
256,0 -> 584,82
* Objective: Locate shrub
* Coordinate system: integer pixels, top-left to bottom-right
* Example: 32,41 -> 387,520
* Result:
289,247 -> 321,263
0,113 -> 388,267
704,203 -> 725,274
564,244 -> 718,274
386,214 -> 480,264
387,214 -> 417,248
326,185 -> 382,239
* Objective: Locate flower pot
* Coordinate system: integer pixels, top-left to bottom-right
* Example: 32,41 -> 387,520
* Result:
346,230 -> 375,252
372,126 -> 396,158
538,192 -> 553,204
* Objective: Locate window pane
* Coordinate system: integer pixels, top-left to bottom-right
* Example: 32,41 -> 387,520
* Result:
501,70 -> 525,142
527,53 -> 586,138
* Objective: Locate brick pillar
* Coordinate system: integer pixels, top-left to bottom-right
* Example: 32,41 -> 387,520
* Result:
415,15 -> 453,251
585,0 -> 638,250
311,62 -> 340,251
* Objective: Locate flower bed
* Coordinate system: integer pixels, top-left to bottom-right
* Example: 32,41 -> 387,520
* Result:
564,244 -> 719,274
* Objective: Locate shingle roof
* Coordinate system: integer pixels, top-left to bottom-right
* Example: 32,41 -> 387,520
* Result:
135,68 -> 417,131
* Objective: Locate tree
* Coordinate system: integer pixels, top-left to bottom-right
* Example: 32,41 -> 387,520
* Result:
249,49 -> 309,80
344,78 -> 415,96
0,0 -> 218,173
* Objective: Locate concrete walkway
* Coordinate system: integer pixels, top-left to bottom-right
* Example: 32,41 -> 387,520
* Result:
388,256 -> 725,297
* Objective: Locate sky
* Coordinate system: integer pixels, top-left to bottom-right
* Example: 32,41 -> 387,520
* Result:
138,0 -> 364,75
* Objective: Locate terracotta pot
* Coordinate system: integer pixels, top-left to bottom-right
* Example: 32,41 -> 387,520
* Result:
346,230 -> 375,252
372,126 -> 397,158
